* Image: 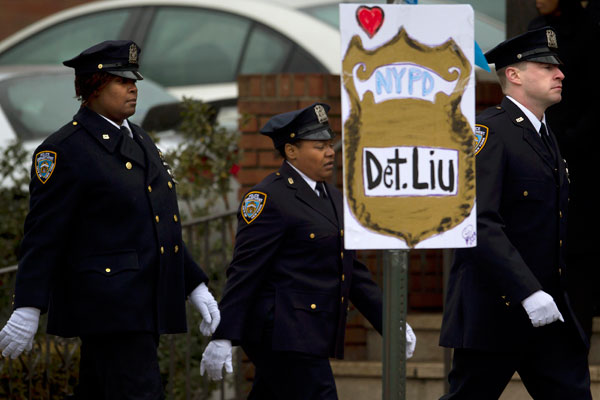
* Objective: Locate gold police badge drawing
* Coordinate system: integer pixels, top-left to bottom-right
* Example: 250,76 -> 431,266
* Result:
340,4 -> 476,249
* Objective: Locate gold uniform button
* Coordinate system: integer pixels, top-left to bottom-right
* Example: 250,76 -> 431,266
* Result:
559,240 -> 563,247
126,162 -> 132,170
276,172 -> 281,176
98,63 -> 103,69
341,274 -> 345,281
105,268 -> 111,273
340,229 -> 344,237
310,304 -> 316,310
174,245 -> 179,253
559,211 -> 563,218
160,246 -> 165,254
148,186 -> 152,193
168,181 -> 173,189
155,215 -> 160,223
340,252 -> 344,259
72,121 -> 78,126
288,177 -> 294,184
173,214 -> 178,222
523,191 -> 528,197
341,296 -> 345,303
309,233 -> 315,239
558,268 -> 562,275
290,133 -> 296,138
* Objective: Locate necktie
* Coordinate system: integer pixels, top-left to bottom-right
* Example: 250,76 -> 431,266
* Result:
539,123 -> 556,163
120,125 -> 133,139
316,181 -> 327,200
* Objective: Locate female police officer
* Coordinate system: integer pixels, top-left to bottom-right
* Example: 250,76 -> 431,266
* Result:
0,40 -> 220,399
201,103 -> 415,399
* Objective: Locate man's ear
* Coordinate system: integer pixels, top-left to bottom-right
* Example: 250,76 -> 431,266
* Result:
505,65 -> 521,85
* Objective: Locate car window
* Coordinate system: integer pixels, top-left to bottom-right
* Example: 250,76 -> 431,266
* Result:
239,25 -> 292,75
0,9 -> 132,66
0,72 -> 176,142
284,47 -> 327,73
142,7 -> 251,87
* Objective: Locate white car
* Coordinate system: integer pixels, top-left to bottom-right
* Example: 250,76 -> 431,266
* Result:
0,0 -> 341,103
0,65 -> 180,156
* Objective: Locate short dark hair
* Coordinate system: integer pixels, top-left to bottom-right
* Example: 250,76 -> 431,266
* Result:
74,72 -> 113,104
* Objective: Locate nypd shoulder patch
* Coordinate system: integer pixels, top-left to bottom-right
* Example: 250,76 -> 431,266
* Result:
474,124 -> 489,155
241,191 -> 267,224
35,150 -> 57,184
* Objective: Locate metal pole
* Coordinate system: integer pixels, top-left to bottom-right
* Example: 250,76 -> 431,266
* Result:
382,249 -> 408,400
442,249 -> 453,394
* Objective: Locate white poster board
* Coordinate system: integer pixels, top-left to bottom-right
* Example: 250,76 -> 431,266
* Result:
341,4 -> 476,249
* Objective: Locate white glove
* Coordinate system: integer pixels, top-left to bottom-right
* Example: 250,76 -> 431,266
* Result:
200,339 -> 233,380
0,307 -> 40,359
405,322 -> 416,359
521,290 -> 564,327
189,283 -> 221,336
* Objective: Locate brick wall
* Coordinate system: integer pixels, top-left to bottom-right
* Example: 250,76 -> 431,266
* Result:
236,73 -> 343,198
234,73 -> 503,361
0,0 -> 93,41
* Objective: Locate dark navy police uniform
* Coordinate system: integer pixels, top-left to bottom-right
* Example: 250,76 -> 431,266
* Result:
212,104 -> 383,399
439,28 -> 591,400
13,41 -> 208,399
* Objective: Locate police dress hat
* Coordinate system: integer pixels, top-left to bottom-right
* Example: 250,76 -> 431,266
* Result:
63,40 -> 144,80
260,102 -> 335,149
485,26 -> 562,70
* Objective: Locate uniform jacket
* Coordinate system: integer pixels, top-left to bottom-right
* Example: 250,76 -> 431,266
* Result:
213,161 -> 382,359
14,106 -> 207,337
439,97 -> 587,351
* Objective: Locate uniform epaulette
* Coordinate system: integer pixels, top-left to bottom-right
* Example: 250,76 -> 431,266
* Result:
43,120 -> 81,145
477,105 -> 505,121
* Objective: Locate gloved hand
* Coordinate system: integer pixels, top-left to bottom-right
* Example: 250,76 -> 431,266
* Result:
200,339 -> 233,380
522,290 -> 564,327
0,307 -> 40,359
189,283 -> 220,336
405,322 -> 416,359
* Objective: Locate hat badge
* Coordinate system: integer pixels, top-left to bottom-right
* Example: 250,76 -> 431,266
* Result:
129,43 -> 138,64
546,30 -> 558,49
314,105 -> 328,124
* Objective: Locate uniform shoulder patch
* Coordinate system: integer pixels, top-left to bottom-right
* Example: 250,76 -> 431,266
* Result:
241,191 -> 267,224
473,124 -> 489,155
35,150 -> 57,184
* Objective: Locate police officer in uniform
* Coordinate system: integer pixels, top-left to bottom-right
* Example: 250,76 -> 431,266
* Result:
0,41 -> 220,399
199,103 -> 416,399
439,27 -> 591,399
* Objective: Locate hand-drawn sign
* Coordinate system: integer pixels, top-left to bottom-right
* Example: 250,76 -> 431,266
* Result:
342,28 -> 475,248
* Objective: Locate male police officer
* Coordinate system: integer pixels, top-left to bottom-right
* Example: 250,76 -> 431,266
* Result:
439,27 -> 591,399
200,103 -> 415,399
0,41 -> 220,399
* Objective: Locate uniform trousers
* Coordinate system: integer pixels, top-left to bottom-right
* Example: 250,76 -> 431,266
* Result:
73,332 -> 164,400
441,321 -> 591,400
242,325 -> 338,400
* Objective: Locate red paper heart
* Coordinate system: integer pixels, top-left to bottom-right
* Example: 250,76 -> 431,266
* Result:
356,6 -> 384,38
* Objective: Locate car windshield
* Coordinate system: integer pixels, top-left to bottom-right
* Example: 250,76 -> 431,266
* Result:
0,72 -> 177,142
